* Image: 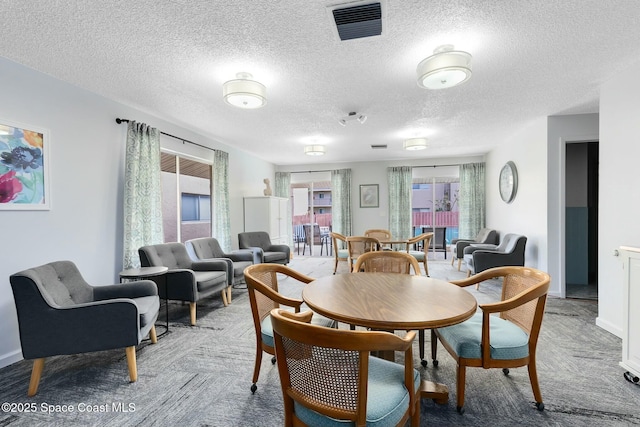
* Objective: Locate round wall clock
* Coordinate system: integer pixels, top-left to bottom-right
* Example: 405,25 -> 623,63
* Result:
499,161 -> 518,203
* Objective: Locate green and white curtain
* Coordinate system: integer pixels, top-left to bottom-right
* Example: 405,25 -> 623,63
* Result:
331,169 -> 352,236
388,166 -> 412,240
275,172 -> 292,247
212,150 -> 231,251
123,121 -> 163,269
458,162 -> 486,239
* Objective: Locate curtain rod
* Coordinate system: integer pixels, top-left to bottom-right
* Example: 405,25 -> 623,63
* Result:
287,164 -> 467,174
115,118 -> 215,152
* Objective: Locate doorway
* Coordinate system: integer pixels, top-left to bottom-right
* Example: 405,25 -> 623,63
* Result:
565,141 -> 598,299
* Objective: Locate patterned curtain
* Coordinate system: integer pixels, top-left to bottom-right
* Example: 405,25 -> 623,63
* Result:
123,121 -> 163,269
331,169 -> 352,236
212,150 -> 231,251
275,172 -> 292,247
459,162 -> 486,239
388,166 -> 412,240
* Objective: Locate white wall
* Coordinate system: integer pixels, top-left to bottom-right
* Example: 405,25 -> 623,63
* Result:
0,58 -> 273,368
598,61 -> 640,337
278,156 -> 483,235
486,117 -> 549,273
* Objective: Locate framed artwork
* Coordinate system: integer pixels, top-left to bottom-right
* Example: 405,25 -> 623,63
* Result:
359,184 -> 379,208
0,119 -> 50,210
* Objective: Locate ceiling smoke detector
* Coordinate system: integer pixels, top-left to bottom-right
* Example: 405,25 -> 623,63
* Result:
338,111 -> 367,126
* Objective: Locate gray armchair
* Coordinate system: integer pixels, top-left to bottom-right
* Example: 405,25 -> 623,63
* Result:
463,233 -> 527,278
138,242 -> 230,326
10,260 -> 159,396
451,228 -> 498,271
238,231 -> 290,265
186,237 -> 253,287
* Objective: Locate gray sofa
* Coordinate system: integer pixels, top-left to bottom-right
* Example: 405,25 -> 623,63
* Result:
10,260 -> 159,395
451,228 -> 498,271
238,231 -> 290,265
186,237 -> 253,286
138,242 -> 230,325
463,233 -> 527,277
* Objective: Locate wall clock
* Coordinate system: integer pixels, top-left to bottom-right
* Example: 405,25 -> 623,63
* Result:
499,161 -> 518,203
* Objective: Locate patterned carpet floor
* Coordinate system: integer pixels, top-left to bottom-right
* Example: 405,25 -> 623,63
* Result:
0,256 -> 638,426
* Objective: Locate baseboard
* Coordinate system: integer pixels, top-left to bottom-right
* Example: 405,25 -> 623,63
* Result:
0,349 -> 23,369
596,316 -> 623,338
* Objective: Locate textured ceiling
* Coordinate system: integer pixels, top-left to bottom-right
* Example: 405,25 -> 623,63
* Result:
2,1 -> 640,165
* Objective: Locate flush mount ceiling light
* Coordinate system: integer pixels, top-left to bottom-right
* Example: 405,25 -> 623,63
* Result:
223,72 -> 266,109
304,145 -> 326,156
417,44 -> 472,90
338,111 -> 367,126
403,138 -> 428,151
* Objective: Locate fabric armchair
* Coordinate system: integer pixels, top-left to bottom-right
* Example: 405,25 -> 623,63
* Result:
10,260 -> 159,396
238,231 -> 290,265
451,228 -> 498,271
138,242 -> 230,325
186,237 -> 253,286
463,233 -> 527,279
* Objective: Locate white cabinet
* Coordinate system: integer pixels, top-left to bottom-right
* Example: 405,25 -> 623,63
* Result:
243,196 -> 289,246
619,246 -> 640,382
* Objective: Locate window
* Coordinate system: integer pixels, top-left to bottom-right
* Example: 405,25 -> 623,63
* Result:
181,194 -> 211,221
161,152 -> 212,242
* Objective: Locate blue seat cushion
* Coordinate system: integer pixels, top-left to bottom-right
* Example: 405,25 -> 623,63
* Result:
436,313 -> 529,360
261,312 -> 336,349
408,251 -> 424,261
294,356 -> 421,427
337,249 -> 349,260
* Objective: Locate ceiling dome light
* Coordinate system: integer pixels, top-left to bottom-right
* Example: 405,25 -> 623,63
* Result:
417,44 -> 472,90
304,145 -> 326,156
223,72 -> 266,109
403,138 -> 428,151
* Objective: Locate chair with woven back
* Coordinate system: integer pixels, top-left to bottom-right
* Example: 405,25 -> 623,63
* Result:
353,250 -> 432,367
364,228 -> 393,249
346,236 -> 380,272
243,263 -> 336,394
431,266 -> 551,414
329,231 -> 348,274
353,250 -> 421,275
270,308 -> 421,427
405,232 -> 434,276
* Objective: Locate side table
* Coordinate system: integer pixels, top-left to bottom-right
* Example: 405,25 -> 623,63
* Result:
120,266 -> 169,337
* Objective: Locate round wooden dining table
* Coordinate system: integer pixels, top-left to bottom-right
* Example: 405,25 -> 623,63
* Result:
302,272 -> 478,403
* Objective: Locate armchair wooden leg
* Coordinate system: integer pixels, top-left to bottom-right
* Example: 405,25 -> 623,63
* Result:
475,283 -> 480,290
467,270 -> 472,278
149,325 -> 157,344
457,259 -> 462,271
451,256 -> 454,266
125,346 -> 137,382
424,260 -> 429,277
27,358 -> 45,396
189,302 -> 197,326
528,360 -> 544,410
456,364 -> 467,414
227,286 -> 232,304
221,289 -> 229,307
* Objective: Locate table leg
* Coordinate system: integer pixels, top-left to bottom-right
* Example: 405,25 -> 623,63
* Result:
420,380 -> 449,404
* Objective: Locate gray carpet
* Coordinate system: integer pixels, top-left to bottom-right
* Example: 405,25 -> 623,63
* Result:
1,256 -> 639,426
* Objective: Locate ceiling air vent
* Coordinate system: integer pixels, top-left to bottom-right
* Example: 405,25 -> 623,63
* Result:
332,2 -> 382,41
371,144 -> 387,149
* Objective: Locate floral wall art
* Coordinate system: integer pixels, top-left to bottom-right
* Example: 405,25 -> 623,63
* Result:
0,120 -> 50,210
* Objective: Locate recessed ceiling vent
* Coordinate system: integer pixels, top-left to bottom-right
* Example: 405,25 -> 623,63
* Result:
371,144 -> 387,149
332,2 -> 382,41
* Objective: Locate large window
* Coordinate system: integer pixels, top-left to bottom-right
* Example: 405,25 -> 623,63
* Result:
412,167 -> 460,245
161,152 -> 212,243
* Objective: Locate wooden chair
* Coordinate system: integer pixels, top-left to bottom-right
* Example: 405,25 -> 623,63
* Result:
243,263 -> 335,394
330,232 -> 348,274
346,236 -> 380,272
365,228 -> 392,249
353,250 -> 421,275
432,266 -> 551,414
405,232 -> 434,276
270,309 -> 420,427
